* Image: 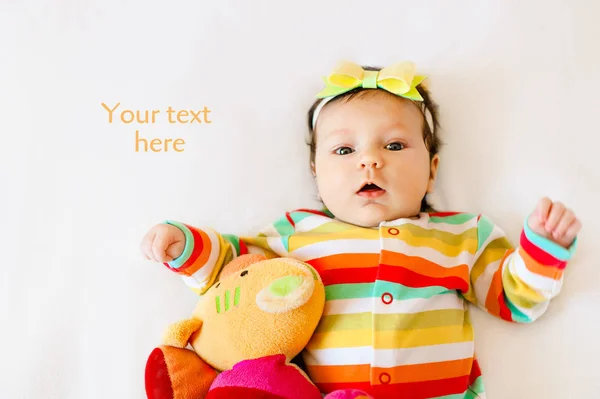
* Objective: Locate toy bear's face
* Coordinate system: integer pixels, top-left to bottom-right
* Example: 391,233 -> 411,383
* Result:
189,257 -> 325,371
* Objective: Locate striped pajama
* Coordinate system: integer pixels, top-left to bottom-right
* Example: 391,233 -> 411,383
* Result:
163,209 -> 576,399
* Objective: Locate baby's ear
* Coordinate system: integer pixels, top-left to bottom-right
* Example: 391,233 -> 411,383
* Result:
428,154 -> 440,192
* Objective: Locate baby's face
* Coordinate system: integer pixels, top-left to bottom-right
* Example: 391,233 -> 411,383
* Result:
312,91 -> 438,227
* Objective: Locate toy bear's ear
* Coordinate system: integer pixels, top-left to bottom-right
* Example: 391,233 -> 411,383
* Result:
256,259 -> 318,313
218,253 -> 268,280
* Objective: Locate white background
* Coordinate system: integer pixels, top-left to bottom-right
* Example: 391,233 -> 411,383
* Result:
1,1 -> 599,398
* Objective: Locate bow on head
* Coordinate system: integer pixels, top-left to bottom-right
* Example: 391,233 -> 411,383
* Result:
316,61 -> 427,101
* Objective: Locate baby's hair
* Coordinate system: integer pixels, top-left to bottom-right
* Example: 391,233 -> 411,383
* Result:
306,65 -> 443,212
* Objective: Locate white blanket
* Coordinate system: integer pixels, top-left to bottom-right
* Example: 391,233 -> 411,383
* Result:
1,1 -> 598,398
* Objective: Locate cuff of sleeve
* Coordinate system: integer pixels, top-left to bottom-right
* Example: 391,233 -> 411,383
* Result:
162,220 -> 194,269
523,215 -> 578,261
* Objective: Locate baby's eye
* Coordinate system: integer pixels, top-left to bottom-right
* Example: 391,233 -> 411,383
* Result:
334,147 -> 353,155
386,142 -> 405,151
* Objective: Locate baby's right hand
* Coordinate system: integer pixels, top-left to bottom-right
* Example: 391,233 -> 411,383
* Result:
140,223 -> 186,263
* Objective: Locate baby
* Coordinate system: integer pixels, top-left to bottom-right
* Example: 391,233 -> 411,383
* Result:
141,61 -> 582,399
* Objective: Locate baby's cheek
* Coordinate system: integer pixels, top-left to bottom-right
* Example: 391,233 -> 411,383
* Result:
316,167 -> 343,189
401,158 -> 431,184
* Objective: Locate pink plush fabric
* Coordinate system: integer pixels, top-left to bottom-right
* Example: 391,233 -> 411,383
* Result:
208,354 -> 321,399
324,389 -> 374,399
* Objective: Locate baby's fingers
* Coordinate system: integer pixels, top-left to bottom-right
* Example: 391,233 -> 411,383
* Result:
552,210 -> 576,239
151,234 -> 174,263
140,231 -> 156,261
536,197 -> 552,223
545,202 -> 566,232
564,218 -> 583,243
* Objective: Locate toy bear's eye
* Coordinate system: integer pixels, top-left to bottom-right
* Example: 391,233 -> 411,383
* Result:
215,282 -> 220,288
240,270 -> 248,277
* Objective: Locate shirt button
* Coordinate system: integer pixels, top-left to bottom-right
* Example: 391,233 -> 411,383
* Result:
379,372 -> 391,384
381,292 -> 393,304
388,228 -> 399,235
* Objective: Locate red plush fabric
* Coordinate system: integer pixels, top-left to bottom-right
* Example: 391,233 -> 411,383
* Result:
145,346 -> 217,399
145,347 -> 174,399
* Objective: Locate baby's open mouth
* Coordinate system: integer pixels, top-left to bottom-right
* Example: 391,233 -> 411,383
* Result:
359,183 -> 381,192
357,183 -> 386,198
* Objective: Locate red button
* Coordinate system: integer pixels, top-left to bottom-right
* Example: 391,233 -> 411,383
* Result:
379,372 -> 391,384
388,228 -> 399,235
381,293 -> 393,304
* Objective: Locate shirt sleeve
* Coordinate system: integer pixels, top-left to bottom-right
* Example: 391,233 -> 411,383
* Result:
463,214 -> 578,323
161,213 -> 296,295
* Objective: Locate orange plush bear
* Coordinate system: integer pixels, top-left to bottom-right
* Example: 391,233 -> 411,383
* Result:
145,254 -> 327,399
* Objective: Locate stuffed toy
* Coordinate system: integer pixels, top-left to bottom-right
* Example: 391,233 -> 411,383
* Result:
145,253 -> 374,399
145,254 -> 326,399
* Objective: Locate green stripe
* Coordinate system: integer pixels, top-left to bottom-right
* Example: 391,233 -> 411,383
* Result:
434,392 -> 470,399
326,283 -> 374,300
321,207 -> 335,218
281,236 -> 290,252
224,290 -> 230,311
216,296 -> 221,314
523,215 -> 577,261
307,265 -> 319,281
504,295 -> 531,323
465,376 -> 485,398
273,218 -> 295,236
223,234 -> 240,256
289,211 -> 315,225
429,213 -> 476,225
502,260 -> 536,321
163,220 -> 194,268
286,209 -> 336,228
476,214 -> 495,251
266,216 -> 293,252
234,286 -> 240,306
316,309 -> 469,333
325,281 -> 453,301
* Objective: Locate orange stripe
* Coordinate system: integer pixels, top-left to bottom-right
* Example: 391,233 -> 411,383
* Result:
381,250 -> 468,279
185,228 -> 213,274
309,253 -> 381,270
309,364 -> 370,383
484,249 -> 513,314
518,247 -> 563,280
373,358 -> 473,384
309,358 -> 473,384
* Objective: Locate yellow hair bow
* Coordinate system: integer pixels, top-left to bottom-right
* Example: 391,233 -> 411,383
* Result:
316,60 -> 427,101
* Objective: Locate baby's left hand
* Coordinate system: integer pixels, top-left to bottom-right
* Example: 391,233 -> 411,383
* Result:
527,197 -> 582,248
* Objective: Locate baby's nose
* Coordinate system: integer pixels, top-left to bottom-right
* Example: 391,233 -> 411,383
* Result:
361,160 -> 379,168
358,153 -> 382,169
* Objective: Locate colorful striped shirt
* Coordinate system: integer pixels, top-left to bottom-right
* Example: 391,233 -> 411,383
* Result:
162,209 -> 577,399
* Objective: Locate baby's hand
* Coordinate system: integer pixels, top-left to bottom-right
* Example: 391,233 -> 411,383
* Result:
527,197 -> 582,248
140,223 -> 186,262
